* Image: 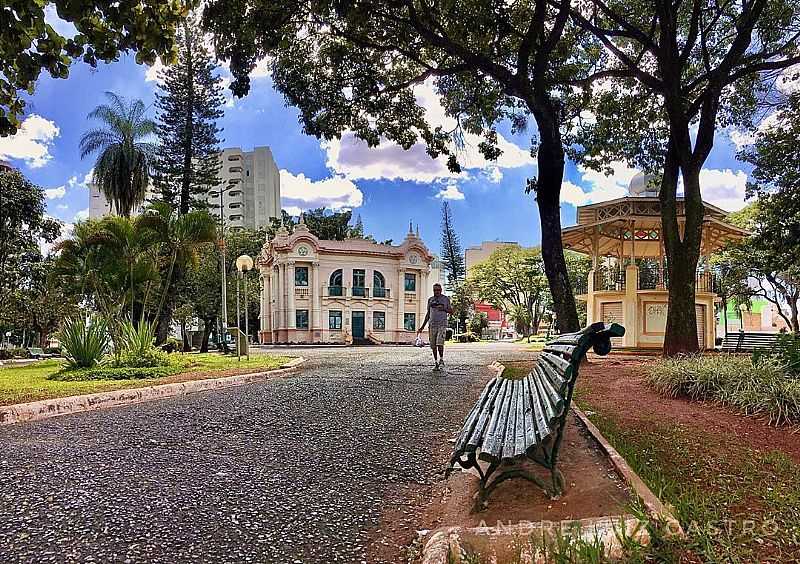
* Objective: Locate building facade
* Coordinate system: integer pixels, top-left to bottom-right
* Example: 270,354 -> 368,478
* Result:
257,221 -> 435,344
465,241 -> 521,275
88,146 -> 281,227
88,182 -> 158,218
209,146 -> 281,231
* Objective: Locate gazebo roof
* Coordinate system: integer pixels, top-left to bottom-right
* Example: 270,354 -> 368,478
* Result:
562,196 -> 749,258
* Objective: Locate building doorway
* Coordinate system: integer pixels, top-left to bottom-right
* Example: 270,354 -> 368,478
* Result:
352,311 -> 365,339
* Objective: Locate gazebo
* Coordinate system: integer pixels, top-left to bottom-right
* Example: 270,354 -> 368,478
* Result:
561,173 -> 749,350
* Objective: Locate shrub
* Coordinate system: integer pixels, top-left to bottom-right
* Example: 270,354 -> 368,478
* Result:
113,320 -> 171,368
161,337 -> 182,353
456,332 -> 479,343
646,354 -> 800,425
116,347 -> 172,368
0,348 -> 28,360
49,365 -> 180,381
59,315 -> 109,369
753,333 -> 800,376
44,347 -> 62,356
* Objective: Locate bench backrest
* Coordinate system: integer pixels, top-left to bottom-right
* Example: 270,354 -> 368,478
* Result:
721,331 -> 779,352
28,347 -> 44,356
538,322 -> 626,400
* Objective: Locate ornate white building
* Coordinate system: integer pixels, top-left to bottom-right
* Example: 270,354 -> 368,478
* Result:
257,220 -> 436,344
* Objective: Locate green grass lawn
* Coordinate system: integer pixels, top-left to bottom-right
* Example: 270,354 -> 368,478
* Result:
576,404 -> 800,562
0,353 -> 293,406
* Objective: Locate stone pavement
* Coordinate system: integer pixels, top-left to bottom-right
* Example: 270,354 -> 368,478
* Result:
0,343 -> 531,563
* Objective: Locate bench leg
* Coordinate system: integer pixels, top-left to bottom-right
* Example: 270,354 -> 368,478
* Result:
479,468 -> 561,510
551,469 -> 566,497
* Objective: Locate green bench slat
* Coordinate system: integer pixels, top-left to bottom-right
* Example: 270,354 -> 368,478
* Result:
513,379 -> 529,459
480,379 -> 512,460
501,380 -> 521,460
528,370 -> 553,441
520,376 -> 538,456
536,359 -> 568,396
454,377 -> 500,452
531,366 -> 565,418
542,344 -> 577,358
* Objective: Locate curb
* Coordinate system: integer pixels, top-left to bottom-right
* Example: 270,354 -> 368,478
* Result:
572,405 -> 684,536
0,357 -> 306,426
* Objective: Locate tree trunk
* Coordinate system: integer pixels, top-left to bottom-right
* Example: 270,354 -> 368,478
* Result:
790,299 -> 799,333
660,139 -> 703,356
200,317 -> 214,353
181,319 -> 191,352
530,100 -> 579,334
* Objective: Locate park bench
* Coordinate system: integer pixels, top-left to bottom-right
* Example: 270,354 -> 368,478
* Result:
721,331 -> 780,353
445,321 -> 625,510
27,347 -> 46,359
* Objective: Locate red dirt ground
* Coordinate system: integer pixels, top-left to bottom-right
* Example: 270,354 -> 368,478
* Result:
577,354 -> 800,465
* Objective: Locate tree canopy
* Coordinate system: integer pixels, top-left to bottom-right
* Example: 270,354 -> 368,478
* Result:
201,0 -> 603,331
566,0 -> 800,353
0,169 -> 61,295
0,1 -> 193,135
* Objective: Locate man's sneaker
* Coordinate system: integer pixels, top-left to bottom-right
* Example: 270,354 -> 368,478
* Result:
434,361 -> 440,371
439,359 -> 446,371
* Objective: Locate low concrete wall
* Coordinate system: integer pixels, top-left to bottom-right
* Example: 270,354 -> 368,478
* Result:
0,357 -> 305,426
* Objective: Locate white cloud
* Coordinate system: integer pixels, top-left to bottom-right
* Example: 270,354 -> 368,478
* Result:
56,204 -> 69,211
249,58 -> 271,79
726,112 -> 782,150
0,115 -> 60,168
699,168 -> 748,212
435,185 -> 465,200
39,217 -> 72,256
74,208 -> 89,221
486,167 -> 503,183
564,161 -> 636,206
560,181 -> 592,206
322,80 -> 534,183
279,170 -> 364,213
777,64 -> 800,94
44,5 -> 77,38
283,206 -> 303,217
44,186 -> 66,200
144,59 -> 166,83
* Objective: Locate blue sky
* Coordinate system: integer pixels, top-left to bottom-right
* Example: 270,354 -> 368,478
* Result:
1,41 -> 762,253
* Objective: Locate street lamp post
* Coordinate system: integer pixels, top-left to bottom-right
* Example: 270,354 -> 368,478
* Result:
235,254 -> 254,361
218,181 -> 241,353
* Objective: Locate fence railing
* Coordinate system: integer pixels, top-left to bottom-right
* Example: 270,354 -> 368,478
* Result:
594,267 -> 626,291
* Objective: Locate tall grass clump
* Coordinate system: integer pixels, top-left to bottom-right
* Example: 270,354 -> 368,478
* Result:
114,320 -> 170,368
59,315 -> 109,369
646,354 -> 800,425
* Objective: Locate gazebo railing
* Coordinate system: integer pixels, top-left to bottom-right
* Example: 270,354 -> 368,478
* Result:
594,267 -> 626,291
637,270 -> 716,293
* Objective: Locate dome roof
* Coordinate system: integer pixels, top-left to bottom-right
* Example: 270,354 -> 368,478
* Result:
629,171 -> 658,196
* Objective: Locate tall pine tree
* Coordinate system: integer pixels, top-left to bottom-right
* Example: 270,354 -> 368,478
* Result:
440,201 -> 465,291
154,16 -> 225,214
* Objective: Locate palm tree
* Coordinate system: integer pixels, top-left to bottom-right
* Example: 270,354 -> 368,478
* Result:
139,202 -> 218,321
79,92 -> 157,217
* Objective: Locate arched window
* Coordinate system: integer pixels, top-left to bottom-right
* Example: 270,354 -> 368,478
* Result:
329,269 -> 343,296
373,271 -> 386,298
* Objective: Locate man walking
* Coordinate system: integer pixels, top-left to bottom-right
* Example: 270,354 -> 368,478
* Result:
417,283 -> 453,371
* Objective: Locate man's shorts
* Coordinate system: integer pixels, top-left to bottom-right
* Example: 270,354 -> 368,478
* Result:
429,325 -> 447,346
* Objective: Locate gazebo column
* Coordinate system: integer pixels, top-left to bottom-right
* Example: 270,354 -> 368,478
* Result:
621,220 -> 638,347
587,227 -> 598,324
624,262 -> 638,348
